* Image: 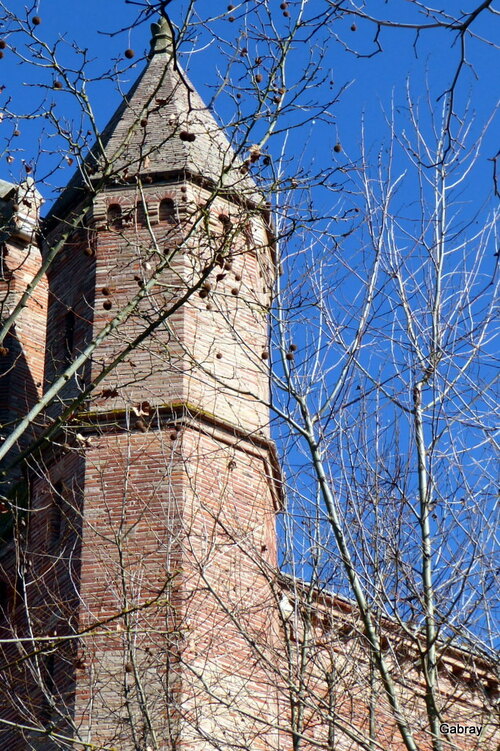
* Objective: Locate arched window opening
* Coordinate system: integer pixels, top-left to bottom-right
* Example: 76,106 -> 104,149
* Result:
136,201 -> 148,226
159,198 -> 176,224
0,243 -> 11,281
107,203 -> 122,230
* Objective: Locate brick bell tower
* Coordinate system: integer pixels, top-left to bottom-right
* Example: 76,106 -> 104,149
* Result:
3,17 -> 282,751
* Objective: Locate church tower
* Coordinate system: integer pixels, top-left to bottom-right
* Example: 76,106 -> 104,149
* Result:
1,17 -> 281,751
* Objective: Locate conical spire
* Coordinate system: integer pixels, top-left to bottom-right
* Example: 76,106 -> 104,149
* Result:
47,18 -> 256,223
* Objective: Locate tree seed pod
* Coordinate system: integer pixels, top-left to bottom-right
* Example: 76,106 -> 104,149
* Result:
0,50 -> 4,59
216,353 -> 223,359
0,347 -> 9,357
83,246 -> 94,257
283,10 -> 290,17
203,282 -> 212,292
231,288 -> 239,296
24,164 -> 32,173
206,303 -> 213,311
263,155 -> 271,166
103,300 -> 112,310
227,4 -> 235,9
53,80 -> 63,89
13,129 -> 20,137
125,662 -> 133,673
351,23 -> 357,31
125,49 -> 135,59
101,287 -> 111,296
199,289 -> 208,299
234,273 -> 242,282
228,16 -> 235,22
255,73 -> 263,83
261,350 -> 269,360
286,352 -> 294,361
32,15 -> 41,25
333,143 -> 342,153
0,40 -> 6,49
170,432 -> 178,441
224,262 -> 233,271
289,343 -> 297,352
280,1 -> 288,8
140,118 -> 147,127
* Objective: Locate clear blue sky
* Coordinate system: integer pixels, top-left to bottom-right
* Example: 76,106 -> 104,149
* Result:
1,0 -> 498,212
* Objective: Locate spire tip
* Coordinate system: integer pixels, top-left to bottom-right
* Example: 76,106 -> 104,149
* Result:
150,15 -> 173,56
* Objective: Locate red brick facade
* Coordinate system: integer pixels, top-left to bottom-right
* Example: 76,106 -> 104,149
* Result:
0,19 -> 497,751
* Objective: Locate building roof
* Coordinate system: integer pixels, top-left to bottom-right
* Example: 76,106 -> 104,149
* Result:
0,179 -> 16,201
46,17 -> 257,224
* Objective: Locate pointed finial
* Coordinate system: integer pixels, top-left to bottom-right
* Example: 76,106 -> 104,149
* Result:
150,15 -> 173,56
